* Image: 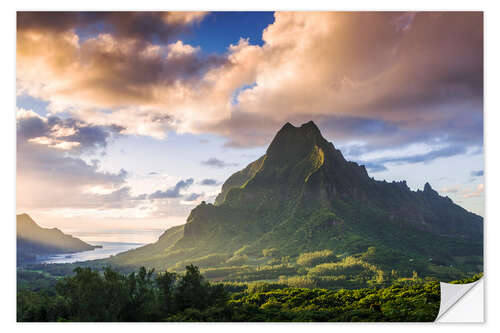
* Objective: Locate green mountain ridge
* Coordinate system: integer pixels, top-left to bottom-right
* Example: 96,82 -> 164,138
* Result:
106,121 -> 483,285
17,213 -> 99,264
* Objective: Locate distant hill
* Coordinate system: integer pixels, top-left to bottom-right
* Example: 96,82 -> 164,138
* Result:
106,121 -> 483,284
17,213 -> 99,264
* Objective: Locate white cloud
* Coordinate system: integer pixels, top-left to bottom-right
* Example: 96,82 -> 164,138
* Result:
462,183 -> 484,198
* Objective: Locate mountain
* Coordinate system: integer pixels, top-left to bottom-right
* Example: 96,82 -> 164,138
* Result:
17,213 -> 99,264
107,121 -> 483,284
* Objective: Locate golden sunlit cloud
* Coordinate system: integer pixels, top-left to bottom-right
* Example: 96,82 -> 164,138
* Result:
17,12 -> 482,151
162,11 -> 208,25
28,136 -> 81,150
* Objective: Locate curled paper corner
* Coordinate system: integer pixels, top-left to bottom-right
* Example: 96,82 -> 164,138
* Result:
435,278 -> 484,323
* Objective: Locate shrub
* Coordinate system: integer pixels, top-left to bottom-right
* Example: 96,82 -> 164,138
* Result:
297,250 -> 338,267
307,256 -> 381,281
262,248 -> 281,258
278,275 -> 317,289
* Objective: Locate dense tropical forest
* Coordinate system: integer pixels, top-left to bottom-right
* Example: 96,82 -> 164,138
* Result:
16,264 -> 483,322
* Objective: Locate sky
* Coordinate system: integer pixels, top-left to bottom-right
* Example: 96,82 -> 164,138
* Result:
16,11 -> 484,243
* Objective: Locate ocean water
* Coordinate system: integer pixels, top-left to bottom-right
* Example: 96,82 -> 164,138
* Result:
37,241 -> 145,264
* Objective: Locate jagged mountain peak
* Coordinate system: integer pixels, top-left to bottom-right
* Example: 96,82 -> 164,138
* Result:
300,120 -> 321,131
266,121 -> 332,164
207,121 -> 480,239
110,121 -> 483,281
271,120 -> 324,143
423,182 -> 439,196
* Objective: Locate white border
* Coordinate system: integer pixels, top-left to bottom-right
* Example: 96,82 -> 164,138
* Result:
2,1 -> 499,332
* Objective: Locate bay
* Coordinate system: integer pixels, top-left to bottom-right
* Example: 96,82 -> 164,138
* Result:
37,241 -> 145,264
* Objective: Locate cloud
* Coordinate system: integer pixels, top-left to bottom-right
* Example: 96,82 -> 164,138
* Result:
27,136 -> 80,150
462,183 -> 484,198
362,162 -> 388,173
206,12 -> 482,164
17,108 -> 116,153
17,12 -> 483,167
15,109 -> 205,218
201,158 -> 238,168
440,186 -> 459,194
200,178 -> 220,186
17,110 -> 207,221
16,109 -> 130,211
471,170 -> 484,177
17,31 -> 225,117
380,145 -> 468,165
17,151 -> 129,210
82,186 -> 148,209
17,12 -> 207,43
356,144 -> 473,172
17,13 -> 227,138
149,178 -> 194,199
184,192 -> 203,201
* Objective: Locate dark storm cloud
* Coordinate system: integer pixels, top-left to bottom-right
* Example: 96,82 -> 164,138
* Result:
149,178 -> 194,199
201,158 -> 238,168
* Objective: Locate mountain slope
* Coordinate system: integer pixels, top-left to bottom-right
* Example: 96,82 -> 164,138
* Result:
107,121 -> 483,282
17,213 -> 99,264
